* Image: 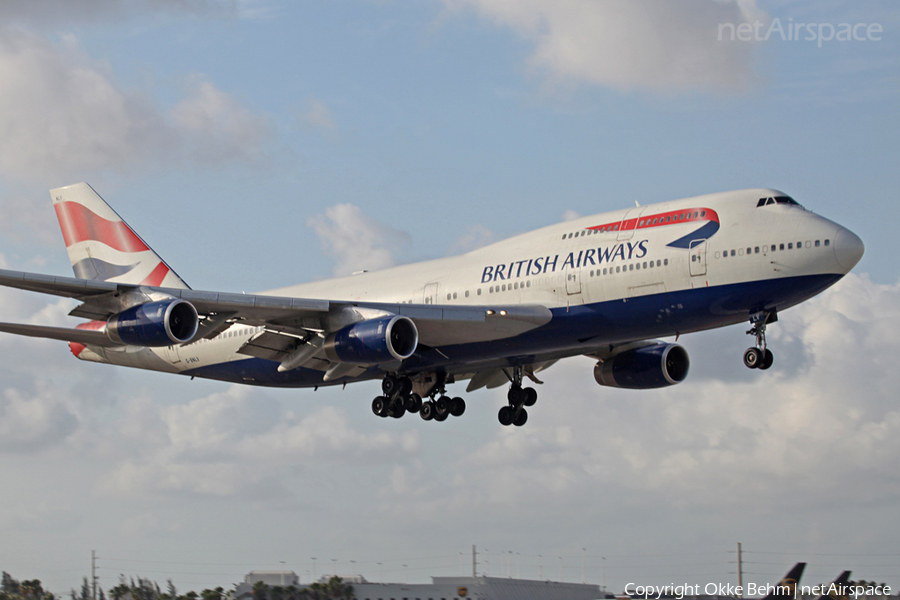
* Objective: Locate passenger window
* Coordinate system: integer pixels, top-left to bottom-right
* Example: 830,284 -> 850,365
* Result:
700,210 -> 706,217
664,258 -> 669,265
788,243 -> 793,249
825,239 -> 830,246
771,244 -> 776,251
779,243 -> 784,250
616,266 -> 620,273
754,247 -> 759,253
603,268 -> 608,275
526,280 -> 531,287
798,241 -> 802,248
629,264 -> 633,271
643,261 -> 647,268
656,260 -> 661,266
477,288 -> 482,295
746,247 -> 751,254
815,240 -> 820,247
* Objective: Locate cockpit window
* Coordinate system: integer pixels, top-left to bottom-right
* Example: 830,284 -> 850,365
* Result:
757,195 -> 802,208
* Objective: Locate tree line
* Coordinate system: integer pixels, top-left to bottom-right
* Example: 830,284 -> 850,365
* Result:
1,573 -> 353,600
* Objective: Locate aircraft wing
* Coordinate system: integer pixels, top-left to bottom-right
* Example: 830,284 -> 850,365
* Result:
0,268 -> 552,347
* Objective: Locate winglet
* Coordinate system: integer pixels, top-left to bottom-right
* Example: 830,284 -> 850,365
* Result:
50,183 -> 190,289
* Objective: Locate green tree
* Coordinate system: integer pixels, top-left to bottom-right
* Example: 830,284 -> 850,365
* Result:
250,582 -> 268,600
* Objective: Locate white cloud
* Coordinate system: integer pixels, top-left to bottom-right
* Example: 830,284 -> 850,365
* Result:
448,223 -> 497,254
98,386 -> 419,498
307,203 -> 411,276
0,384 -> 79,452
444,0 -> 765,93
0,29 -> 271,183
561,209 -> 580,221
300,98 -> 337,130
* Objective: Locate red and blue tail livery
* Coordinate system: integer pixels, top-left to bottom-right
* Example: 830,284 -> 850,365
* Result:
0,184 -> 863,427
52,183 -> 189,288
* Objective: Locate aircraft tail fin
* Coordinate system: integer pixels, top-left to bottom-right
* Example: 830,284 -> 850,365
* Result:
50,183 -> 190,289
761,563 -> 806,600
813,571 -> 851,600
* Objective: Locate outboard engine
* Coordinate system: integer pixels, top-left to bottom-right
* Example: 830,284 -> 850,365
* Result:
106,299 -> 199,346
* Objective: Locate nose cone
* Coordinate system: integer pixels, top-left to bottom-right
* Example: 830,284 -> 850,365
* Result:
833,227 -> 865,271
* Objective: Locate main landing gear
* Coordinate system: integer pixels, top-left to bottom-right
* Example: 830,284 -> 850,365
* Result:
372,374 -> 466,423
498,366 -> 538,427
743,310 -> 776,370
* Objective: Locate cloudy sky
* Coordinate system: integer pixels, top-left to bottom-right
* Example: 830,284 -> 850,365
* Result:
0,0 -> 898,595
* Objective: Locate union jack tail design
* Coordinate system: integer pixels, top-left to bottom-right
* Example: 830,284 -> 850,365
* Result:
51,183 -> 190,289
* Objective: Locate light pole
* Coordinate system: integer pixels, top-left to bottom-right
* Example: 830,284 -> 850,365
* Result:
311,558 -> 317,582
582,548 -> 586,584
403,564 -> 408,584
331,559 -> 337,577
280,561 -> 286,586
558,556 -> 562,582
539,555 -> 543,580
377,562 -> 382,584
350,560 -> 356,576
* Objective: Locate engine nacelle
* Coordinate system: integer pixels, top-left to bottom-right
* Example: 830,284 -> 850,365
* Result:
106,299 -> 199,346
323,315 -> 418,365
594,343 -> 689,389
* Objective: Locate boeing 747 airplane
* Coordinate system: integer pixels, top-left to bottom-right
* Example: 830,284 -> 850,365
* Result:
0,183 -> 863,426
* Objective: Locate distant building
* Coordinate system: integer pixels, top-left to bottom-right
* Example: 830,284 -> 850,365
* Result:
234,571 -> 299,597
234,572 -> 604,600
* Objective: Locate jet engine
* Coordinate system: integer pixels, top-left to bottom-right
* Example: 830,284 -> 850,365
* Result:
593,343 -> 689,389
323,315 -> 418,365
106,299 -> 199,346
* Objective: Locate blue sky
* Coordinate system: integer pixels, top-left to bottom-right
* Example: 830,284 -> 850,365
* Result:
0,0 -> 898,595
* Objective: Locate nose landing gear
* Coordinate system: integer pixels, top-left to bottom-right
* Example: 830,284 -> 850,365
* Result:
744,310 -> 776,370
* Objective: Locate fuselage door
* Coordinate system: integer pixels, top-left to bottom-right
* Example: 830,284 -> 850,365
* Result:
617,206 -> 646,241
689,239 -> 707,276
565,267 -> 582,295
424,282 -> 439,304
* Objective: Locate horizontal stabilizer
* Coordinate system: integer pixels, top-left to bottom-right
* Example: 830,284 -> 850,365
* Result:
0,322 -> 121,347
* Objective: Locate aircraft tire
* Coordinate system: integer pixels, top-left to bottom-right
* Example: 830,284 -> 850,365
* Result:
743,347 -> 762,369
498,405 -> 513,426
523,387 -> 537,406
405,393 -> 422,413
399,376 -> 413,396
420,401 -> 435,421
759,349 -> 774,370
508,385 -> 526,406
513,408 -> 528,427
382,375 -> 399,396
450,397 -> 466,417
390,402 -> 405,419
435,395 -> 451,417
372,396 -> 389,417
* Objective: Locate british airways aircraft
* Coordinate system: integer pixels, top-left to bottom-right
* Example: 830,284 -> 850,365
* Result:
0,183 -> 863,426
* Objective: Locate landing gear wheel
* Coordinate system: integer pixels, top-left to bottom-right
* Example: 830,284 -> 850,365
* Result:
420,401 -> 435,421
513,408 -> 528,427
434,410 -> 448,422
372,396 -> 389,417
743,347 -> 762,369
508,385 -> 526,406
435,395 -> 451,417
405,393 -> 422,413
382,375 -> 399,396
389,402 -> 405,419
398,376 -> 413,396
498,405 -> 513,426
450,397 -> 466,417
523,387 -> 537,407
759,348 -> 774,370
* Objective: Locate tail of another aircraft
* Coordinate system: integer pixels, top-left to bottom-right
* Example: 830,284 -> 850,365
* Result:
51,183 -> 190,289
761,563 -> 806,600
